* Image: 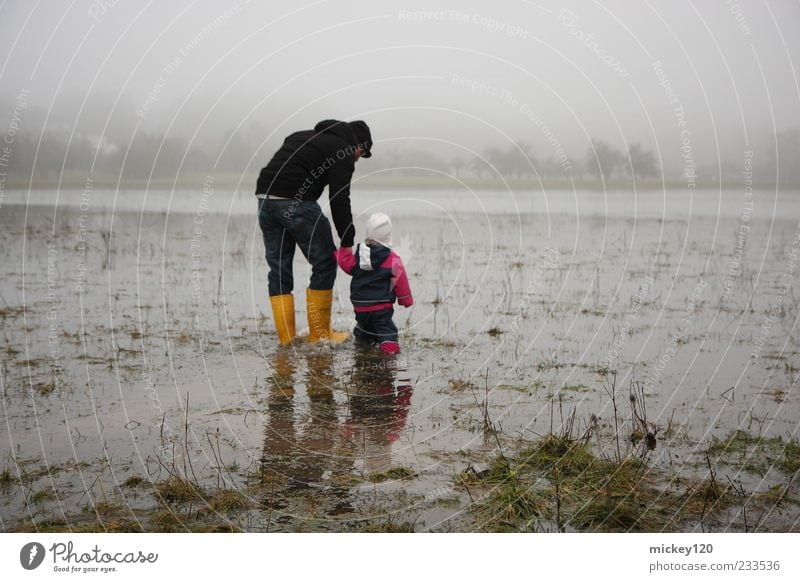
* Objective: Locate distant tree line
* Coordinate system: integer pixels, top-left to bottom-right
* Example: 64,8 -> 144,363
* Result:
4,126 -> 800,186
373,139 -> 659,182
2,127 -> 270,182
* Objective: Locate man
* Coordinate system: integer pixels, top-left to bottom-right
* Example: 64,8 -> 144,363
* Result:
256,119 -> 372,345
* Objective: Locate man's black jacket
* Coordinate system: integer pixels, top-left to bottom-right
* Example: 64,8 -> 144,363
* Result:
256,119 -> 358,247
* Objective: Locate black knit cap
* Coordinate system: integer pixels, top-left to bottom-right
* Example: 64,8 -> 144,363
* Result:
348,120 -> 372,157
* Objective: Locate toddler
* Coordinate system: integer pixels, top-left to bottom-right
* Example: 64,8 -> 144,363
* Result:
334,212 -> 413,354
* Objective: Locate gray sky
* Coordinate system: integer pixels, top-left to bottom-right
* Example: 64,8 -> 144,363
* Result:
1,0 -> 799,167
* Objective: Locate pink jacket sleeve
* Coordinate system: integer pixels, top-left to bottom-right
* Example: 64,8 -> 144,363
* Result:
388,252 -> 413,307
334,247 -> 356,275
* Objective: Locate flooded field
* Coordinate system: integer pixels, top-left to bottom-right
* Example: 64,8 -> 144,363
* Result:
1,187 -> 799,532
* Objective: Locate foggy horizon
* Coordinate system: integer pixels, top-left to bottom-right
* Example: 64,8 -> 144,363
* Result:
1,0 -> 799,185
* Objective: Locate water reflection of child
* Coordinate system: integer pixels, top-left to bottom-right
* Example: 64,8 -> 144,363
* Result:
334,213 -> 413,355
342,349 -> 414,473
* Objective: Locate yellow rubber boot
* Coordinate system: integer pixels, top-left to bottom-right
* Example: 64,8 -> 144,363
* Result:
270,294 -> 296,345
306,288 -> 349,343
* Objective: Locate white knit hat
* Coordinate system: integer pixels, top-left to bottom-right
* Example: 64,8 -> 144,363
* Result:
365,212 -> 392,247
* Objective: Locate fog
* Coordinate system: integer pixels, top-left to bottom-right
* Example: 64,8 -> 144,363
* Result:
1,0 -> 799,185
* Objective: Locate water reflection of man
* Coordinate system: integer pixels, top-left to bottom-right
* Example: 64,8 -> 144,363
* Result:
261,351 -> 339,490
260,350 -> 298,487
259,348 -> 415,522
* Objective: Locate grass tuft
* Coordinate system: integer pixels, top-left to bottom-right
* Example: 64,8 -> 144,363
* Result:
150,509 -> 186,532
462,427 -> 753,532
0,467 -> 14,487
155,476 -> 206,504
368,467 -> 415,483
208,489 -> 253,513
448,378 -> 478,392
707,430 -> 800,476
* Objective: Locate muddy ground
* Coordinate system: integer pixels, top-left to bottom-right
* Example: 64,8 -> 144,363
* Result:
1,188 -> 799,532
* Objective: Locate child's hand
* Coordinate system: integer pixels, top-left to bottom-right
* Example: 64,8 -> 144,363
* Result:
398,293 -> 413,308
334,247 -> 356,274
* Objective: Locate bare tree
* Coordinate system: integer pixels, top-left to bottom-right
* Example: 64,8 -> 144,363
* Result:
626,143 -> 659,180
448,156 -> 465,178
585,138 -> 624,182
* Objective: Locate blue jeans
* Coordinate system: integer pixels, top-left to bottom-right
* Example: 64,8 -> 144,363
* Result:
354,308 -> 398,345
258,198 -> 337,296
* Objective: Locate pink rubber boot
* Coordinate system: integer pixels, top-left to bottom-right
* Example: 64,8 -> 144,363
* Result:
379,341 -> 400,355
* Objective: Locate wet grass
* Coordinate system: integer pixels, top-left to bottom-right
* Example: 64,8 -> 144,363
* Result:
461,431 -> 757,532
536,356 -> 566,372
561,384 -> 590,393
781,440 -> 800,474
27,379 -> 57,395
14,459 -> 93,483
150,509 -> 187,532
14,506 -> 242,533
123,475 -> 147,488
11,518 -> 143,533
0,306 -> 26,318
486,327 -> 503,338
155,475 -> 207,504
4,200 -> 799,533
207,489 -> 253,513
448,378 -> 478,392
0,467 -> 14,487
679,476 -> 737,516
764,388 -> 787,403
754,484 -> 797,509
29,488 -> 57,504
368,467 -> 415,483
706,430 -> 800,476
20,481 -> 254,532
91,500 -> 126,516
359,518 -> 416,532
